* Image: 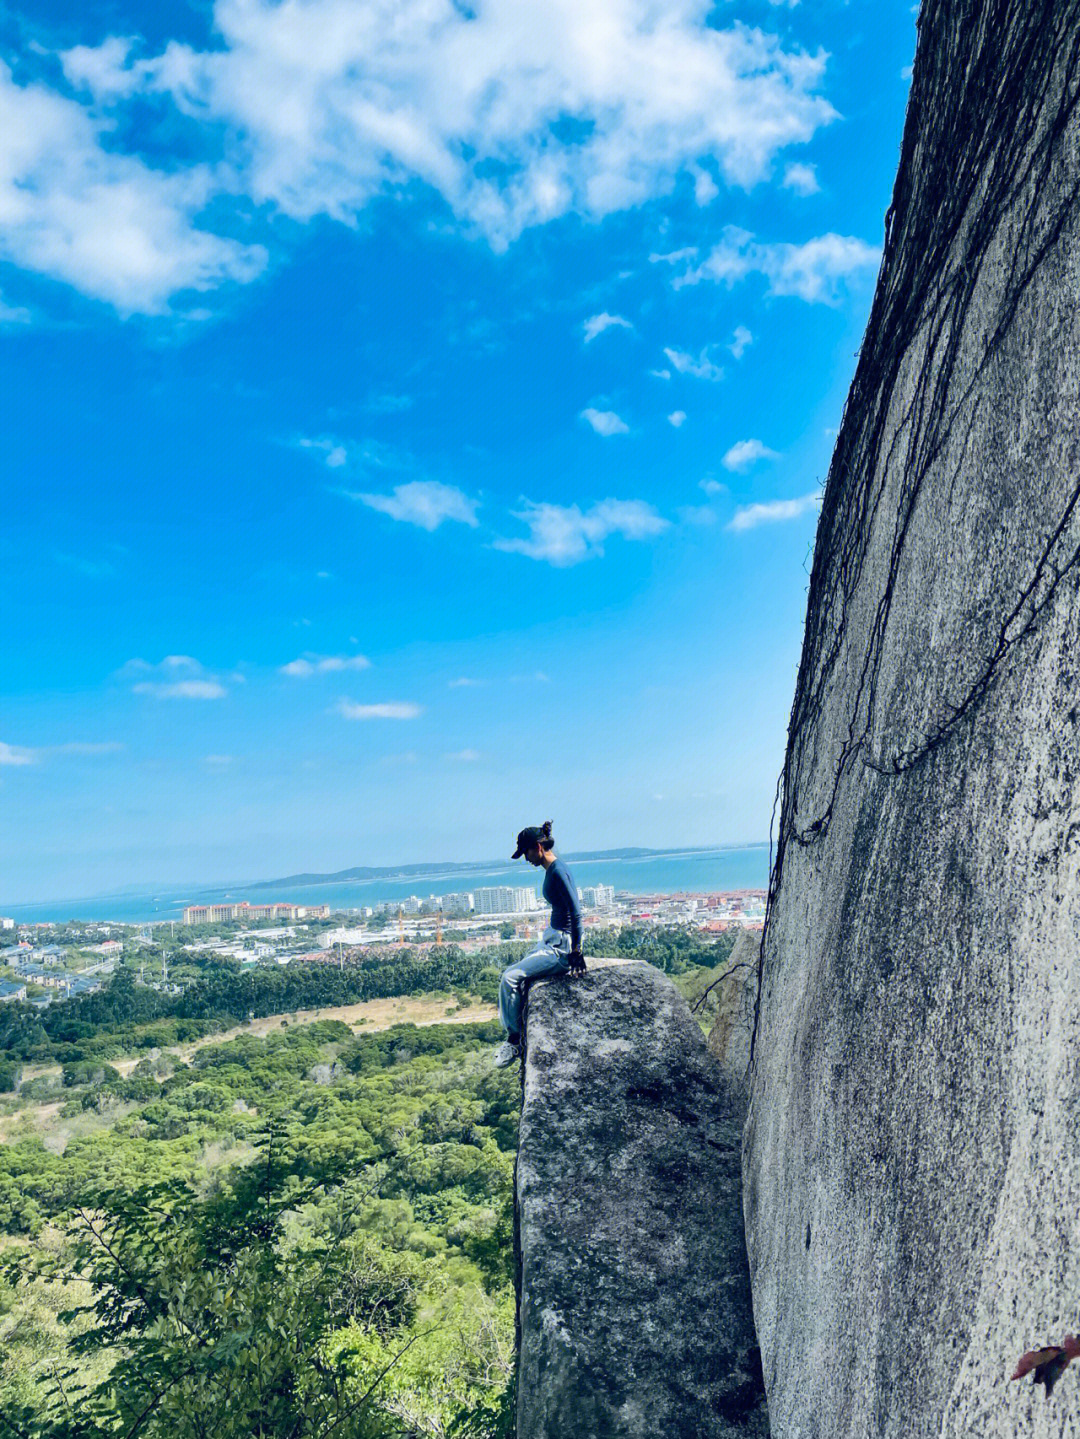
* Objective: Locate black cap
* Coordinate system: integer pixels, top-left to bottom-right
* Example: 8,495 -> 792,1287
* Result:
512,826 -> 547,859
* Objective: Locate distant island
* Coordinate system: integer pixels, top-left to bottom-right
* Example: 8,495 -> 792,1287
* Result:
245,843 -> 768,892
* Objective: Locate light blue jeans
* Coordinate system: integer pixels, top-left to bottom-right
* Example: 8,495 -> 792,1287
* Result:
498,927 -> 571,1039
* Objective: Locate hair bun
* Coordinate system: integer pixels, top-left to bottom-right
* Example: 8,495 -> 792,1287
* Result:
541,820 -> 553,837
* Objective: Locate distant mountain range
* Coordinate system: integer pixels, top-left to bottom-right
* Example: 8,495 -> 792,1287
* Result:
245,845 -> 760,891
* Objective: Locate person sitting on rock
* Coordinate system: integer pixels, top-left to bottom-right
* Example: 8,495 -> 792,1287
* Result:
493,821 -> 586,1068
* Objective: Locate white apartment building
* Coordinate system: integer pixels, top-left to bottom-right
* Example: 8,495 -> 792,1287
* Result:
580,885 -> 615,908
320,928 -> 367,948
474,887 -> 539,916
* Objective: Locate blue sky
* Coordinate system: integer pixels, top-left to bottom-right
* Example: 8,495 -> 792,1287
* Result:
1,0 -> 917,903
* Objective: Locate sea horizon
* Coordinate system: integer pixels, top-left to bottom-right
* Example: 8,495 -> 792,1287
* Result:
2,842 -> 773,926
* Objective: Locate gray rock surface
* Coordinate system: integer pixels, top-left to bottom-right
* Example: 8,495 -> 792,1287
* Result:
706,928 -> 760,1108
745,3 -> 1080,1436
516,960 -> 767,1438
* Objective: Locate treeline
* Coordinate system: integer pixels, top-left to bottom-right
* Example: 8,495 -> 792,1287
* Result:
0,944 -> 527,1065
584,924 -> 737,973
0,930 -> 734,1065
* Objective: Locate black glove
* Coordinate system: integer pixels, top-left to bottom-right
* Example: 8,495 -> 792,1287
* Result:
568,949 -> 586,975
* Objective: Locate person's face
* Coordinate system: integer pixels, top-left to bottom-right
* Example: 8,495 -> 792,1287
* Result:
524,845 -> 543,866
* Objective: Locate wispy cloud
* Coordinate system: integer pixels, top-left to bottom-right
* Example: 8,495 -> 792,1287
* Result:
783,162 -> 820,195
54,550 -> 116,579
134,679 -> 227,699
581,408 -> 629,436
0,742 -> 36,766
299,437 -> 348,468
674,227 -> 880,302
728,491 -> 823,532
723,438 -> 780,471
349,481 -> 480,531
583,312 -> 633,343
495,498 -> 668,566
0,295 -> 31,326
448,677 -> 486,688
204,754 -> 236,766
336,700 -> 422,720
663,347 -> 723,381
280,653 -> 371,677
668,411 -> 687,428
700,478 -> 729,497
649,247 -> 699,266
124,655 -> 230,699
728,325 -> 753,359
447,748 -> 481,762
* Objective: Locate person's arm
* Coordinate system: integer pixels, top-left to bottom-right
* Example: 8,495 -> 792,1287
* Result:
551,864 -> 583,953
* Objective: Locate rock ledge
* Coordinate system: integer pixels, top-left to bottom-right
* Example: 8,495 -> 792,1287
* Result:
515,960 -> 767,1439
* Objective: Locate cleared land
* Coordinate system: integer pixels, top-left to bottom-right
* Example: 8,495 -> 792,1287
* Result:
0,994 -> 497,1143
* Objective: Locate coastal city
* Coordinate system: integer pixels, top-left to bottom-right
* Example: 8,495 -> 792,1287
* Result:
0,885 -> 766,1006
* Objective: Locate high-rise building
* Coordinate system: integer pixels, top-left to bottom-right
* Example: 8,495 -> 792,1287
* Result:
474,887 -> 539,915
580,885 -> 615,908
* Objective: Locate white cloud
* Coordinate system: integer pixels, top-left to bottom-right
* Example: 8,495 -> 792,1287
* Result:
133,679 -> 227,699
336,700 -> 422,720
581,408 -> 629,436
700,478 -> 729,496
675,227 -> 879,302
668,410 -> 687,427
723,438 -> 780,471
204,753 -> 235,766
663,346 -> 723,381
280,653 -> 371,676
299,437 -> 350,467
728,324 -> 753,358
0,294 -> 31,325
495,497 -> 668,566
33,4 -> 835,303
1,739 -> 124,765
783,161 -> 819,195
583,312 -> 633,343
728,490 -> 823,531
0,741 -> 36,765
0,60 -> 266,314
650,368 -> 672,380
448,676 -> 485,687
690,164 -> 719,205
351,480 -> 480,530
49,741 -> 125,756
447,749 -> 481,762
124,654 -> 230,698
649,247 -> 699,266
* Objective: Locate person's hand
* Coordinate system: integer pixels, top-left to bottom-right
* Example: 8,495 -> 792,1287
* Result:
568,949 -> 586,976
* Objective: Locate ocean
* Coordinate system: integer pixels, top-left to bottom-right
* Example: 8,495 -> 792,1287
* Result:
3,845 -> 772,926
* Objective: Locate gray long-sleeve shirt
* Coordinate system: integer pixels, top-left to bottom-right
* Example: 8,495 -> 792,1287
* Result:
543,857 -> 582,950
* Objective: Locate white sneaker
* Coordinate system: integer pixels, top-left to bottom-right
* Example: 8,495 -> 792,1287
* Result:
493,1040 -> 523,1069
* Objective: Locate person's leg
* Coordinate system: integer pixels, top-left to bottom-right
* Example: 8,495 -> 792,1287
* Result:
498,940 -> 570,1040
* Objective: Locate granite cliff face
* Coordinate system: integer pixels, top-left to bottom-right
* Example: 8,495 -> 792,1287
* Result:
744,2 -> 1080,1436
516,961 -> 767,1438
706,927 -> 760,1110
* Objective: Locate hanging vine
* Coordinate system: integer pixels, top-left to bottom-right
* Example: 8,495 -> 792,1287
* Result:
751,0 -> 1080,1062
